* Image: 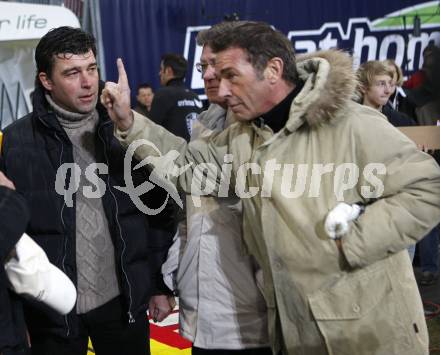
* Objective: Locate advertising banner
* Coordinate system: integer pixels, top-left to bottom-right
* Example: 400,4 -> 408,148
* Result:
100,0 -> 440,99
0,1 -> 79,129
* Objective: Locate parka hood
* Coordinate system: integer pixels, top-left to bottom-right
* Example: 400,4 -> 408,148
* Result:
292,50 -> 357,128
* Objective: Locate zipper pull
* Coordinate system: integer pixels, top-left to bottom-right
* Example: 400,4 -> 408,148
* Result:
128,311 -> 135,324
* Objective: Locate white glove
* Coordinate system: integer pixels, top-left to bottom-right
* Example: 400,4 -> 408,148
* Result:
4,233 -> 77,315
324,203 -> 362,239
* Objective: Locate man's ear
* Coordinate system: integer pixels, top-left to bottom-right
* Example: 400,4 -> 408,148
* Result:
359,84 -> 367,95
38,72 -> 53,92
264,57 -> 284,84
358,84 -> 368,104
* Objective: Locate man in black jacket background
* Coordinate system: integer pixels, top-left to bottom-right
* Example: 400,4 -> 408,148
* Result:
0,172 -> 29,355
149,53 -> 203,141
1,27 -> 177,355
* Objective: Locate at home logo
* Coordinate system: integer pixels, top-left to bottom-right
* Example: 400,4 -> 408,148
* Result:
288,1 -> 440,68
184,1 -> 440,94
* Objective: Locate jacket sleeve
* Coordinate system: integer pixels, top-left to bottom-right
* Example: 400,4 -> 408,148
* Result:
342,111 -> 440,268
115,111 -> 233,293
115,110 -> 231,194
0,186 -> 29,263
150,204 -> 179,295
138,159 -> 180,294
147,226 -> 176,295
148,90 -> 171,125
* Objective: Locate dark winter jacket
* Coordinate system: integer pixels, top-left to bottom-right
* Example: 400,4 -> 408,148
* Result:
1,85 -> 177,339
0,186 -> 29,354
149,78 -> 203,141
382,103 -> 416,127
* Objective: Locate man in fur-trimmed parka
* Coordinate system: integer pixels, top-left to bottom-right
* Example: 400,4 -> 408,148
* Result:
103,21 -> 440,355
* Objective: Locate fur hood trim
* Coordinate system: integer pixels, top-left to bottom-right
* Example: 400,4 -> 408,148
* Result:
292,50 -> 357,127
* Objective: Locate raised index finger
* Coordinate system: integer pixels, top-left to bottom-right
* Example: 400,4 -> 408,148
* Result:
117,58 -> 129,88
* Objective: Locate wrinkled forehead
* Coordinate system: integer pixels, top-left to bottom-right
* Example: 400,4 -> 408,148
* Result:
52,49 -> 96,68
54,49 -> 94,60
201,44 -> 215,60
214,47 -> 249,71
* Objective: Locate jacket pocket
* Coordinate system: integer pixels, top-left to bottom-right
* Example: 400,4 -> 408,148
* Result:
308,268 -> 414,355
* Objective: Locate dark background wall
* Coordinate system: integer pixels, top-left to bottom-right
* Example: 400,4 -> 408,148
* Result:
99,0 -> 440,99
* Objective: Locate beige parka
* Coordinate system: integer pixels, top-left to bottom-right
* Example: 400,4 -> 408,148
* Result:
116,50 -> 440,355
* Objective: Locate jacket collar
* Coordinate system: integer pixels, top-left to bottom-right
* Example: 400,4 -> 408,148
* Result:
166,78 -> 185,87
259,82 -> 303,134
285,50 -> 357,132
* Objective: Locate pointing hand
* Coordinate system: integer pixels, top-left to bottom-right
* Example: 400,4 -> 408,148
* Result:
101,58 -> 134,131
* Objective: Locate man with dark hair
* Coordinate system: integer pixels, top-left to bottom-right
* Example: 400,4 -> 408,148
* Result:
162,22 -> 271,355
159,54 -> 188,84
103,21 -> 440,355
149,53 -> 203,141
134,83 -> 154,116
1,26 -> 177,355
